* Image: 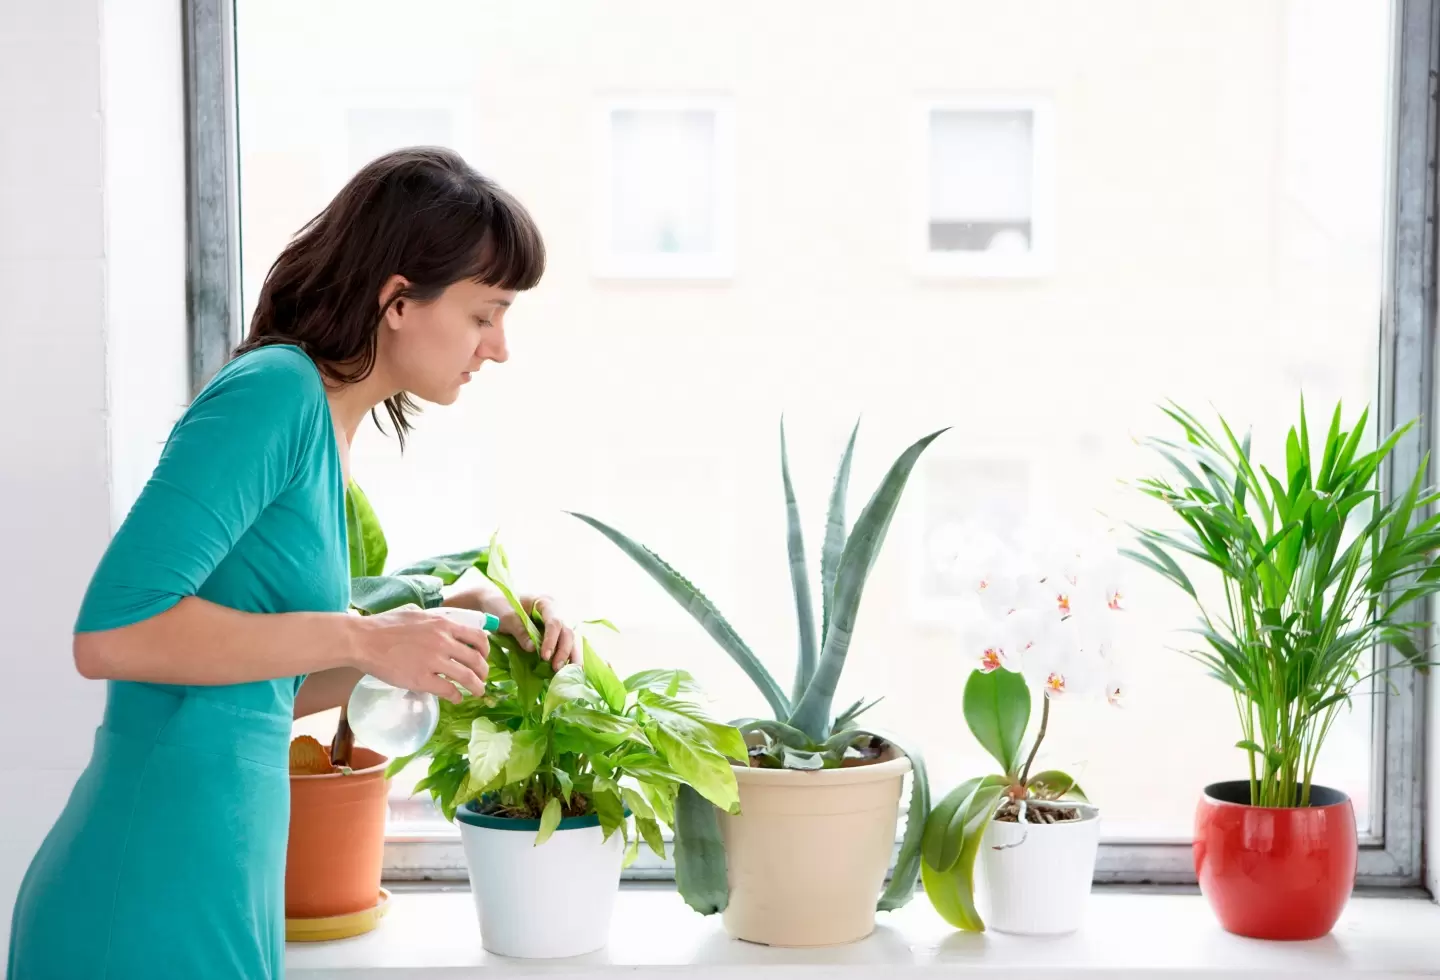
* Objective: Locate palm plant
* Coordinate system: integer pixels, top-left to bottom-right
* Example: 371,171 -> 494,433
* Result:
570,418 -> 948,913
1128,400 -> 1440,808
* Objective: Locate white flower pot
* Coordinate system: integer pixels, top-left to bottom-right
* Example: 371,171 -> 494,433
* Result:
976,803 -> 1100,935
456,804 -> 624,958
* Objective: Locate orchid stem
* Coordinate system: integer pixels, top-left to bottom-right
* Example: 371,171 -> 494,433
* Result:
1018,693 -> 1050,787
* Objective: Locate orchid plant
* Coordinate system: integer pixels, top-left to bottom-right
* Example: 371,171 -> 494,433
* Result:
921,520 -> 1127,932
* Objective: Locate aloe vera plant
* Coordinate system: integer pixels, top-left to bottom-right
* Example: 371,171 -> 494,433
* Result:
571,418 -> 948,913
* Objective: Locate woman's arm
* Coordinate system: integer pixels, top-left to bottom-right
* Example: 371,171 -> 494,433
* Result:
75,596 -> 492,702
294,667 -> 365,719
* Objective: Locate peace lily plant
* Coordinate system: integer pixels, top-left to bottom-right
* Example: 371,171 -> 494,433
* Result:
378,532 -> 746,957
923,522 -> 1125,935
571,418 -> 947,945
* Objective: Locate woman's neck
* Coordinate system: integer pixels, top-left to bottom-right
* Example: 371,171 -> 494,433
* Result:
325,370 -> 399,443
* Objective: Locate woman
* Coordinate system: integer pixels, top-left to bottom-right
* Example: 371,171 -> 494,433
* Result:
8,148 -> 575,979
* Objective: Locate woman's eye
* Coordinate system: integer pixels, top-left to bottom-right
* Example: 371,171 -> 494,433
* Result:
474,318 -> 493,329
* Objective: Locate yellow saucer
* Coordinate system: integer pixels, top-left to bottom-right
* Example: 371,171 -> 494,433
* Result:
286,889 -> 391,943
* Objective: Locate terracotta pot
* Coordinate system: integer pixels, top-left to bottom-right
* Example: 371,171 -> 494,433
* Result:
716,747 -> 910,947
285,747 -> 390,920
1193,780 -> 1357,940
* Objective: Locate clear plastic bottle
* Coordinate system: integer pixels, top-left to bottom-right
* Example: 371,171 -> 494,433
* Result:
346,607 -> 499,758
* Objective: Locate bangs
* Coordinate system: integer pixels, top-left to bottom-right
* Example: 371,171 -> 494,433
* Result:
465,186 -> 546,292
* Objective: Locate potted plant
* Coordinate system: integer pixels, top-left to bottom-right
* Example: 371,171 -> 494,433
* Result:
570,419 -> 946,947
921,521 -> 1125,935
1127,400 -> 1440,940
286,483 -> 489,941
389,533 -> 746,959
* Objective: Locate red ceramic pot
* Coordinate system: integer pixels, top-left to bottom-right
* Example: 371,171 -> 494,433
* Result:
1193,780 -> 1357,940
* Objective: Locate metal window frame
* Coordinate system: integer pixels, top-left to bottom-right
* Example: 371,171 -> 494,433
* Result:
189,0 -> 1437,887
184,0 -> 242,395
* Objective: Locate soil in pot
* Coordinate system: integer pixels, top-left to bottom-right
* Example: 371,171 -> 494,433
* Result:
1194,780 -> 1357,940
718,744 -> 911,947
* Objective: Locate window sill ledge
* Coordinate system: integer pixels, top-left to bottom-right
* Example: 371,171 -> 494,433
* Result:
287,884 -> 1440,978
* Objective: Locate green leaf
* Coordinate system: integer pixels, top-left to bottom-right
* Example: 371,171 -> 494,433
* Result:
534,796 -> 563,847
639,690 -> 750,763
504,729 -> 547,784
583,638 -> 629,714
467,719 -> 513,790
484,534 -> 543,652
674,784 -> 729,915
922,777 -> 983,871
650,724 -> 741,814
583,618 -> 620,632
780,418 -> 821,707
349,574 -> 443,615
1026,770 -> 1087,802
736,718 -> 816,750
919,779 -> 1006,931
636,815 -> 667,859
345,481 -> 389,578
873,733 -> 931,912
568,511 -> 791,719
962,668 -> 1031,777
623,668 -> 699,694
924,775 -> 1008,873
782,747 -> 825,770
552,707 -> 641,753
591,780 -> 626,841
554,768 -> 573,804
788,428 -> 950,741
543,664 -> 602,720
642,780 -> 677,825
623,834 -> 641,869
391,549 -> 488,585
832,695 -> 884,733
615,753 -> 684,785
822,419 -> 860,646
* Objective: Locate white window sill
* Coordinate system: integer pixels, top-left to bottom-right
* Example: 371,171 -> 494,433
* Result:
288,884 -> 1440,978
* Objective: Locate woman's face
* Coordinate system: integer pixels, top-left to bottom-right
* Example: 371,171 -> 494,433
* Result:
378,277 -> 516,405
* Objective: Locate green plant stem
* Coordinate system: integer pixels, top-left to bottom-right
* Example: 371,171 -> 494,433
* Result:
1018,694 -> 1051,787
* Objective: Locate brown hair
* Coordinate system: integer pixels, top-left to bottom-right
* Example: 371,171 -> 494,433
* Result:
237,146 -> 545,447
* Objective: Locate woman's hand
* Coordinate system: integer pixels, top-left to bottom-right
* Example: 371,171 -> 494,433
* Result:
445,586 -> 579,669
505,595 -> 578,668
351,607 -> 490,703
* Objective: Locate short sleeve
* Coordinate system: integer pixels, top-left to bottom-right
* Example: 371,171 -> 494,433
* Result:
75,347 -> 327,632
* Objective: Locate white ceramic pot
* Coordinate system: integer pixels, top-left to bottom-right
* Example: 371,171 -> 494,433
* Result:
716,747 -> 911,947
976,804 -> 1100,935
456,803 -> 624,958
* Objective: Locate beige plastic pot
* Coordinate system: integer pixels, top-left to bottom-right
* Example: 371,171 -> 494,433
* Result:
716,747 -> 910,947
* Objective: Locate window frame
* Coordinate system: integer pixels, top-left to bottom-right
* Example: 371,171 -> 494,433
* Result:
591,95 -> 738,281
195,0 -> 1435,887
915,95 -> 1057,280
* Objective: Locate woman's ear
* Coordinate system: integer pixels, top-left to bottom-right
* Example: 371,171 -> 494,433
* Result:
378,275 -> 411,327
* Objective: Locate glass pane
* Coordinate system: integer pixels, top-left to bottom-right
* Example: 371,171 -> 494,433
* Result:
929,109 -> 1034,253
238,0 -> 1391,845
610,109 -> 718,256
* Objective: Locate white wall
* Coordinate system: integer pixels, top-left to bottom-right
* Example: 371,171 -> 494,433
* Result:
0,0 -> 187,957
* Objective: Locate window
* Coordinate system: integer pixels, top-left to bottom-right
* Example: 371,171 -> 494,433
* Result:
595,99 -> 736,278
224,0 -> 1422,886
921,100 -> 1055,277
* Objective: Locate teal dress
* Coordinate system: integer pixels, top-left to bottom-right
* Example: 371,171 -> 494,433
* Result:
8,345 -> 349,979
